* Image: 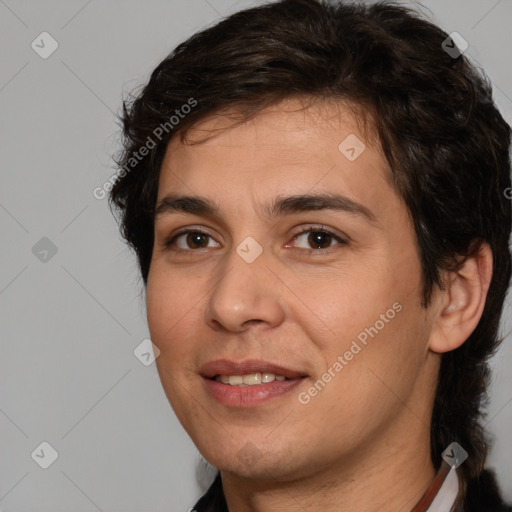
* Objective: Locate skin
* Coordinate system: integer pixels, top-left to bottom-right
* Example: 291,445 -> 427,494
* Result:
146,97 -> 493,512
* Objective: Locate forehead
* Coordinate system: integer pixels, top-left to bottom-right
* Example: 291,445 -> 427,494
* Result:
167,97 -> 379,160
156,97 -> 396,221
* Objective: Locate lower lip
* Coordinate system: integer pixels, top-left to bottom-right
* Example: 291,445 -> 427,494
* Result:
203,377 -> 305,407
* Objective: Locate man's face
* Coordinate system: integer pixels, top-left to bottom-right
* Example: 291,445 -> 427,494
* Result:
146,98 -> 439,480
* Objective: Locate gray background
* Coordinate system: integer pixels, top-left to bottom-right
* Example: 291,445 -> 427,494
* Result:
1,0 -> 511,510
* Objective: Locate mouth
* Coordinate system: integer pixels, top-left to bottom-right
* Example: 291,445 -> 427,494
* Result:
211,372 -> 291,386
200,359 -> 308,407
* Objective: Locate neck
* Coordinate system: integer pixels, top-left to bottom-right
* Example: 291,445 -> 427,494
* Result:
221,421 -> 437,512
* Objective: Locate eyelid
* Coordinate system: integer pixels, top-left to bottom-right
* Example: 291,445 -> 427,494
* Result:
288,224 -> 349,243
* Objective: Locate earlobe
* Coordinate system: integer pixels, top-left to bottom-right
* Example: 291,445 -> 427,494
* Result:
429,242 -> 493,354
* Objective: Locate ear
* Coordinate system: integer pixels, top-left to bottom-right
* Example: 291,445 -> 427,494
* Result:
429,242 -> 493,354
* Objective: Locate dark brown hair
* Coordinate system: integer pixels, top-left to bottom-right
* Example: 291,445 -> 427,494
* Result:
109,0 -> 511,506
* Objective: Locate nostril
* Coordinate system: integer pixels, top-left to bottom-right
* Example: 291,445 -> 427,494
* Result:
241,320 -> 263,329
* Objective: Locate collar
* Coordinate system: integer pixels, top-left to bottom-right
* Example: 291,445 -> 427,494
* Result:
411,461 -> 460,512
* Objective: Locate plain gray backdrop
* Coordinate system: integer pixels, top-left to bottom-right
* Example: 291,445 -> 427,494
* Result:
1,0 -> 511,510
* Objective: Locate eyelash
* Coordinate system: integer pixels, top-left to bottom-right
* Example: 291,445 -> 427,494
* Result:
162,225 -> 348,256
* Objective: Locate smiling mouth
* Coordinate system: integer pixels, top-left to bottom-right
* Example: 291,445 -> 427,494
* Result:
211,372 -> 292,386
200,359 -> 308,406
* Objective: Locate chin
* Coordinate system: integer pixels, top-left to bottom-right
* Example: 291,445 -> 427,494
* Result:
204,438 -> 313,482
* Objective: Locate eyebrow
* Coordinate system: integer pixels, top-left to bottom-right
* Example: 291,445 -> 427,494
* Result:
154,192 -> 377,224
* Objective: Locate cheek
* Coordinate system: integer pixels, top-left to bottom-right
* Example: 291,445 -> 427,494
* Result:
303,307 -> 427,443
146,278 -> 169,344
147,274 -> 198,412
301,268 -> 400,354
146,270 -> 189,353
146,268 -> 209,386
147,261 -> 186,322
305,269 -> 425,408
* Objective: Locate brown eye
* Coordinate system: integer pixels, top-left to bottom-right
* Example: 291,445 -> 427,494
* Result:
183,232 -> 210,249
307,231 -> 334,249
164,230 -> 220,252
290,227 -> 346,252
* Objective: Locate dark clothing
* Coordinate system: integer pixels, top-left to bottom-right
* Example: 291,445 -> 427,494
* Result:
192,468 -> 511,512
465,469 -> 511,512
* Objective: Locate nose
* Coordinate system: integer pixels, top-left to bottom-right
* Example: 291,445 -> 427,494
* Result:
204,244 -> 285,333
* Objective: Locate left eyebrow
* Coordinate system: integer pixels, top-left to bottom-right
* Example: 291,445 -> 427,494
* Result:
154,192 -> 378,224
264,193 -> 377,224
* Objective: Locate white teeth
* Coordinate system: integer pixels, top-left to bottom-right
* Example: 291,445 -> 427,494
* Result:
229,375 -> 244,385
215,372 -> 288,385
242,373 -> 261,385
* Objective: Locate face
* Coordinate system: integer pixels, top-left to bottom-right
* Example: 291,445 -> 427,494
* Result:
146,97 -> 439,481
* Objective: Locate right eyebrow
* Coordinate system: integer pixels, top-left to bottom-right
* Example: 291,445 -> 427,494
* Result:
154,194 -> 220,219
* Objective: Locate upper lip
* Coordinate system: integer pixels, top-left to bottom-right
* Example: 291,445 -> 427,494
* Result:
200,359 -> 307,379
